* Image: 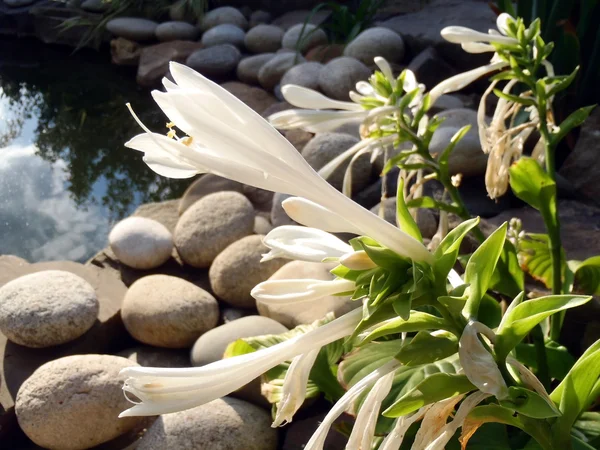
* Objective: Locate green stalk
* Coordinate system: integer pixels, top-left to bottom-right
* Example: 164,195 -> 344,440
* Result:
538,121 -> 565,340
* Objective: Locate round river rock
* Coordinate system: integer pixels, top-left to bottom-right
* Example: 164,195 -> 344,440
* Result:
174,191 -> 255,268
122,274 -> 219,348
15,354 -> 141,450
209,235 -> 286,308
109,216 -> 173,269
0,270 -> 99,348
137,397 -> 277,450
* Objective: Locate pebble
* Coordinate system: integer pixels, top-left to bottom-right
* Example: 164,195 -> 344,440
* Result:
0,270 -> 98,348
343,27 -> 405,64
201,23 -> 246,48
258,52 -> 306,91
245,24 -> 284,53
119,345 -> 191,368
209,235 -> 287,308
15,355 -> 142,450
271,192 -> 297,227
121,274 -> 219,348
319,56 -> 371,101
280,62 -> 323,90
81,0 -> 108,13
249,10 -> 272,28
155,21 -> 200,41
221,81 -> 278,114
302,132 -> 372,194
199,6 -> 248,31
179,174 -> 244,215
186,44 -> 242,78
106,17 -> 158,42
254,214 -> 274,235
174,191 -> 255,268
137,397 -> 277,450
191,315 -> 288,366
109,216 -> 173,269
237,53 -> 276,84
282,23 -> 328,53
257,261 -> 357,327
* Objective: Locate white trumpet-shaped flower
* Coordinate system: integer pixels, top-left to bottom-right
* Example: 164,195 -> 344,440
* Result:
422,392 -> 491,450
272,348 -> 321,427
251,278 -> 356,305
346,369 -> 396,450
339,250 -> 377,270
379,408 -> 430,450
119,308 -> 362,417
411,395 -> 465,450
261,226 -> 352,263
459,320 -> 508,399
304,360 -> 401,450
441,13 -> 518,47
126,62 -> 432,264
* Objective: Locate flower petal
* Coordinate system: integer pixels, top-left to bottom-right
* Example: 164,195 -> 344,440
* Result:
281,85 -> 363,111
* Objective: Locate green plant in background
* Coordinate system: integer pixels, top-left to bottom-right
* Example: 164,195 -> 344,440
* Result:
495,0 -> 600,137
298,0 -> 386,49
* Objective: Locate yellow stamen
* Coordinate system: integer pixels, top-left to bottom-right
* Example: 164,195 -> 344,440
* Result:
166,122 -> 175,129
182,136 -> 193,146
167,130 -> 176,139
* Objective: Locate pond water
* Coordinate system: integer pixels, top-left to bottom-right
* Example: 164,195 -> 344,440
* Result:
0,38 -> 189,263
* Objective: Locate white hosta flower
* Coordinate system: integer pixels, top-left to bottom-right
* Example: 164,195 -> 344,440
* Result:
281,85 -> 364,111
423,392 -> 491,450
346,369 -> 396,450
268,109 -> 367,133
119,308 -> 362,417
441,12 -> 518,47
429,61 -> 508,105
126,62 -> 432,264
261,226 -> 352,263
251,278 -> 356,305
339,250 -> 377,270
411,395 -> 465,450
272,348 -> 320,427
459,320 -> 508,399
379,408 -> 430,450
304,360 -> 401,450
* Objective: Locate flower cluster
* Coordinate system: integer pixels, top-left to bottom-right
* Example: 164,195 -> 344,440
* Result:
121,60 -> 591,449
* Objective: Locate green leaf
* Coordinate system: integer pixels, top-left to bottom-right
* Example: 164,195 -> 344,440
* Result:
574,412 -> 600,445
406,196 -> 462,215
338,339 -> 402,389
396,177 -> 422,242
550,341 -> 600,446
489,240 -> 525,298
509,158 -> 558,232
546,66 -> 580,97
433,217 -> 480,285
383,373 -> 475,417
495,295 -> 592,359
553,105 -> 596,145
353,238 -> 411,271
360,311 -> 449,344
499,386 -> 560,419
518,233 -> 563,289
438,125 -> 471,180
463,223 -> 508,319
395,330 -> 458,366
572,255 -> 600,294
494,88 -> 537,106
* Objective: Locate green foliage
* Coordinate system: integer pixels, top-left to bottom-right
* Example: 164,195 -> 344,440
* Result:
496,0 -> 600,108
495,294 -> 592,359
570,256 -> 600,294
384,373 -> 475,417
463,223 -> 508,319
499,386 -> 560,419
396,177 -> 423,242
302,0 -> 386,45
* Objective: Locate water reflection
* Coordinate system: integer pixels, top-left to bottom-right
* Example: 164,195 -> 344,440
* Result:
0,38 -> 189,263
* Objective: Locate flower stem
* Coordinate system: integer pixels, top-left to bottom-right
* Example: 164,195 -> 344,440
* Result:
539,122 -> 565,341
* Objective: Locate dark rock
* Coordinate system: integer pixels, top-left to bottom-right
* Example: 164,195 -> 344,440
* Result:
237,53 -> 276,84
245,24 -> 284,53
179,174 -> 244,215
249,10 -> 272,28
136,40 -> 203,87
106,17 -> 158,42
155,21 -> 200,42
199,6 -> 248,31
408,46 -> 457,91
379,0 -> 496,70
110,37 -> 142,66
319,57 -> 371,101
280,62 -> 323,90
221,81 -> 278,114
343,27 -> 405,65
559,108 -> 600,207
201,23 -> 246,48
271,9 -> 330,30
258,52 -> 306,91
186,44 -> 242,78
